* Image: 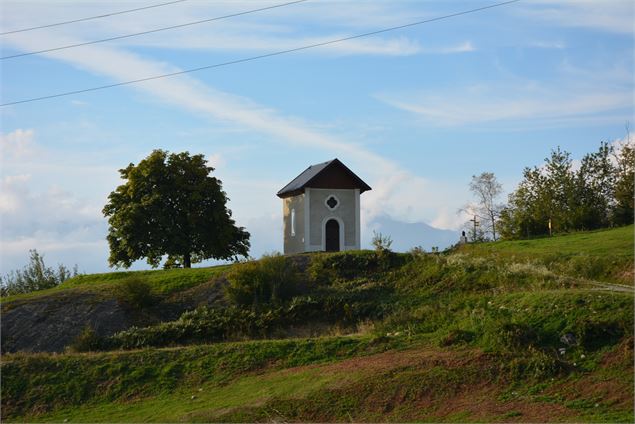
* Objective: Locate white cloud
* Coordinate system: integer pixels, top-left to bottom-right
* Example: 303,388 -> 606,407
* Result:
0,128 -> 35,159
0,173 -> 107,273
377,87 -> 632,127
518,0 -> 634,34
528,40 -> 566,49
422,41 -> 475,54
206,153 -> 224,169
0,174 -> 30,213
431,207 -> 465,231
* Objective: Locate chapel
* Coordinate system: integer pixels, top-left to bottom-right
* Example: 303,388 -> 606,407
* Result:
276,159 -> 371,254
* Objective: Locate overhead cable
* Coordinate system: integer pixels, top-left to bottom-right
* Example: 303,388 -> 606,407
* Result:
1,0 -> 521,107
1,0 -> 189,35
1,0 -> 310,60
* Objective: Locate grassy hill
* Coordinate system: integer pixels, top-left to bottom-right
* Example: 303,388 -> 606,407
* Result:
1,225 -> 633,422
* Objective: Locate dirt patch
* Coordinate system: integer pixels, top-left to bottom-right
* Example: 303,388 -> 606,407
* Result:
275,346 -> 484,379
427,385 -> 575,422
214,345 -> 588,423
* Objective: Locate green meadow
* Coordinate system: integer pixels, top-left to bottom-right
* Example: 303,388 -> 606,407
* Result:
2,226 -> 633,422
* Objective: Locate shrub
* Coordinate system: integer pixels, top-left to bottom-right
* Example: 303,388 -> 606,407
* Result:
68,326 -> 103,352
505,347 -> 563,380
114,277 -> 155,310
309,251 -> 407,284
0,249 -> 79,296
226,254 -> 301,306
109,299 -> 317,350
574,319 -> 625,351
478,318 -> 542,354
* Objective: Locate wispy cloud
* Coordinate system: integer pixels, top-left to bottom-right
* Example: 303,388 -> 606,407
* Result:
1,0 -> 482,58
379,89 -> 632,127
518,0 -> 634,34
527,40 -> 566,49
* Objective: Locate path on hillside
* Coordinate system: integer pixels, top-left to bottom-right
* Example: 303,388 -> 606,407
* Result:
582,280 -> 634,293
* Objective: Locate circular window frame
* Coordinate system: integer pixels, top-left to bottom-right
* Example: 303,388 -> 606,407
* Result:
324,194 -> 340,211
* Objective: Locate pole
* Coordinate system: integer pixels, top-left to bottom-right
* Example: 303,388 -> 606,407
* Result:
469,215 -> 479,242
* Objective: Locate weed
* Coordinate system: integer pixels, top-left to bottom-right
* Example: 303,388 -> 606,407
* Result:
114,277 -> 155,310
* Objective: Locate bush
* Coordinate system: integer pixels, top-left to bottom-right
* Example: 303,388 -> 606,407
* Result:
68,326 -> 104,352
226,254 -> 301,306
109,299 -> 321,350
574,319 -> 625,351
309,251 -> 407,284
0,249 -> 79,296
114,277 -> 155,310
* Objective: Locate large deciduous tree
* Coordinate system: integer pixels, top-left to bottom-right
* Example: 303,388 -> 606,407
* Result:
103,150 -> 250,268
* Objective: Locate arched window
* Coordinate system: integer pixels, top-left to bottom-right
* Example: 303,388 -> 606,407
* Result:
291,208 -> 296,236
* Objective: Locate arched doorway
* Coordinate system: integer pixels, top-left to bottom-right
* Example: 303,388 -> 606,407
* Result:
325,219 -> 340,252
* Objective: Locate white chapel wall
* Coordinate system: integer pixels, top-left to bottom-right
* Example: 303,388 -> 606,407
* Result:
283,194 -> 305,254
308,188 -> 357,250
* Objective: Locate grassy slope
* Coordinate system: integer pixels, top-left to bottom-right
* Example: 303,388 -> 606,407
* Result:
2,264 -> 231,304
1,226 -> 633,422
459,225 -> 634,285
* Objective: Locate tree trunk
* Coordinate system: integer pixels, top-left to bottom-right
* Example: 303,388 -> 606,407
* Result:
183,252 -> 191,268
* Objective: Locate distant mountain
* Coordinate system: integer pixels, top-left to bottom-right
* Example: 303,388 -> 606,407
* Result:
365,215 -> 459,252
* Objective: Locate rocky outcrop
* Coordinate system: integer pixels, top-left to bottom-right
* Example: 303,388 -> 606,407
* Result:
1,291 -> 133,353
1,278 -> 228,353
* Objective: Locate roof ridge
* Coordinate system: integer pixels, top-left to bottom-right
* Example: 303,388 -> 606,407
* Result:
277,158 -> 370,198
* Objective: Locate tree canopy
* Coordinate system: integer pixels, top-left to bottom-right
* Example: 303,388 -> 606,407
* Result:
103,150 -> 250,268
499,140 -> 634,239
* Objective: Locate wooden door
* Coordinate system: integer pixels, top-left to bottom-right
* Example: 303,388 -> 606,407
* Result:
325,219 -> 340,252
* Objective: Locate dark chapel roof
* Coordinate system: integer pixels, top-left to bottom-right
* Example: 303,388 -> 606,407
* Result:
276,158 -> 372,198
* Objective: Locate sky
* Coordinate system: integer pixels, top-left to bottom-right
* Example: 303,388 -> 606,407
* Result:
1,0 -> 633,274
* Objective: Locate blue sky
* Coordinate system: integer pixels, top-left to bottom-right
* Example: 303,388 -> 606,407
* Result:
1,0 -> 633,273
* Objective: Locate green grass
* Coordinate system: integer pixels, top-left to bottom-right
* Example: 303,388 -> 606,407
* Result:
1,226 -> 633,422
39,368 -> 336,423
1,334 -> 409,420
463,225 -> 633,258
459,225 -> 634,285
1,264 -> 231,304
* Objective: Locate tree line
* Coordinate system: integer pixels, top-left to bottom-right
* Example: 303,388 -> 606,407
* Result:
467,137 -> 634,241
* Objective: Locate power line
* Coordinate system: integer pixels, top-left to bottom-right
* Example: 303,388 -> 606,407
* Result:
1,0 -> 310,60
1,0 -> 189,36
1,0 -> 521,107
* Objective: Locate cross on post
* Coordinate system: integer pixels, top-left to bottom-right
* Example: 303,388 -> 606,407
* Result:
469,215 -> 480,242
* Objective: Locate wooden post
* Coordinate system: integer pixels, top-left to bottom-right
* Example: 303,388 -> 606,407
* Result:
469,215 -> 479,242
